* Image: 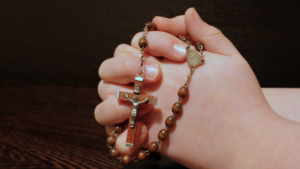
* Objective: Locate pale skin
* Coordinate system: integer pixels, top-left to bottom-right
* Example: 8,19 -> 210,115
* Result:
95,8 -> 300,168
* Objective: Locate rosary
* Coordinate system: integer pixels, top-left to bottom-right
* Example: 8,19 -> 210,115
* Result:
106,22 -> 205,164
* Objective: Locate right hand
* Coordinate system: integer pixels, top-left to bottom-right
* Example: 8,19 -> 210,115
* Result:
95,8 -> 300,168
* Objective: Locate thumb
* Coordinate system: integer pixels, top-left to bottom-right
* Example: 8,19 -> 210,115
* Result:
185,7 -> 241,57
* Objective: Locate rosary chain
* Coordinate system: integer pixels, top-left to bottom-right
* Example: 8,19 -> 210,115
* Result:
132,156 -> 139,162
106,23 -> 204,165
136,23 -> 150,77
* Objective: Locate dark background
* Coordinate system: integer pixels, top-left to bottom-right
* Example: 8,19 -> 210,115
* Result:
0,0 -> 299,168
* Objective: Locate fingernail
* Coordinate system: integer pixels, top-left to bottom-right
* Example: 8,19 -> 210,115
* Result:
145,64 -> 158,80
174,44 -> 187,58
191,8 -> 203,22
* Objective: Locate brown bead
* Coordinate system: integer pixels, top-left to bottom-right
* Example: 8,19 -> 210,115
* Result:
110,148 -> 120,158
180,36 -> 188,42
172,102 -> 182,114
137,151 -> 147,160
178,86 -> 189,98
138,37 -> 148,49
107,136 -> 116,146
195,42 -> 204,51
158,129 -> 168,141
114,124 -> 122,133
121,155 -> 132,164
165,115 -> 175,128
148,141 -> 159,152
146,22 -> 156,31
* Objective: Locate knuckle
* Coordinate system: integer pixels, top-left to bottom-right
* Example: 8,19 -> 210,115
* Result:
114,43 -> 128,57
157,33 -> 175,51
99,59 -> 109,80
207,26 -> 225,40
118,57 -> 138,81
171,15 -> 184,22
98,80 -> 113,100
98,80 -> 104,100
94,104 -> 103,124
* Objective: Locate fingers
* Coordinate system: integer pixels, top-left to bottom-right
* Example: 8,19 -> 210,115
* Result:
98,80 -> 131,100
113,44 -> 140,58
94,97 -> 153,126
106,122 -> 148,155
185,8 -> 241,57
152,15 -> 187,36
131,31 -> 188,61
99,54 -> 161,84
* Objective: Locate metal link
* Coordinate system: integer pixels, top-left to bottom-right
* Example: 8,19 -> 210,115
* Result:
156,140 -> 161,145
107,145 -> 112,149
184,68 -> 195,87
178,97 -> 182,102
145,150 -> 150,155
184,82 -> 189,87
186,41 -> 191,49
136,23 -> 149,77
117,156 -> 122,162
197,45 -> 203,51
132,156 -> 139,162
142,23 -> 149,37
111,131 -> 116,136
136,68 -> 145,77
139,62 -> 145,69
200,51 -> 204,56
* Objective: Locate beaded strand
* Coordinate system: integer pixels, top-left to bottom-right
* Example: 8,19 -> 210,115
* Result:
106,22 -> 204,164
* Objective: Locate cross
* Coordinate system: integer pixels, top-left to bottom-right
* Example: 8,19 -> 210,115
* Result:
116,77 -> 158,147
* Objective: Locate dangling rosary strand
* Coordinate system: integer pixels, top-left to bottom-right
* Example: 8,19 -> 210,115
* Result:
106,22 -> 204,164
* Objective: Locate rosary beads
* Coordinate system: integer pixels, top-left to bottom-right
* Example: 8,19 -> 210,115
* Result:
106,22 -> 204,164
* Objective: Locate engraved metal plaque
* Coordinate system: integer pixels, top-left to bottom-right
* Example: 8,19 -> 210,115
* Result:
187,49 -> 203,68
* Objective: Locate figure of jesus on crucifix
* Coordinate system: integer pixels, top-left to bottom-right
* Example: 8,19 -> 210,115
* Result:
125,94 -> 149,129
116,77 -> 158,147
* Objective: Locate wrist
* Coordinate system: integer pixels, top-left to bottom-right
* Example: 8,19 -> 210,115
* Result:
229,109 -> 300,168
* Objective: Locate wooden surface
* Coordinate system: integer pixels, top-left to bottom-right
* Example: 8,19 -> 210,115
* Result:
0,84 -> 186,168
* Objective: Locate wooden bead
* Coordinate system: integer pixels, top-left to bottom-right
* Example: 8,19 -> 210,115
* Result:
138,37 -> 148,49
146,22 -> 156,31
178,86 -> 189,98
114,124 -> 122,133
121,155 -> 132,164
158,129 -> 168,141
172,102 -> 182,114
180,36 -> 188,42
107,136 -> 116,146
148,141 -> 159,152
165,115 -> 175,128
110,148 -> 120,158
137,151 -> 147,160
